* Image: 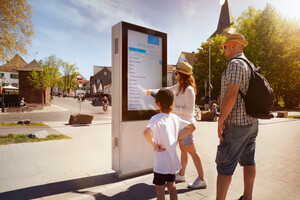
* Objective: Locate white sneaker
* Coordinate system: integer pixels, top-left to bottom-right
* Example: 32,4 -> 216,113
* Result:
175,172 -> 186,183
188,177 -> 207,189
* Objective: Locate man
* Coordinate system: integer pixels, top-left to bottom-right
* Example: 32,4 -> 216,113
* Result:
216,34 -> 259,200
204,92 -> 211,111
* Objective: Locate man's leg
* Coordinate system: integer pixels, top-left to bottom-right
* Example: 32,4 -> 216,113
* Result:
216,174 -> 232,200
243,165 -> 256,200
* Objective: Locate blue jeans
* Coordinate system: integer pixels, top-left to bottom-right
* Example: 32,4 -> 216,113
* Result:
215,122 -> 259,176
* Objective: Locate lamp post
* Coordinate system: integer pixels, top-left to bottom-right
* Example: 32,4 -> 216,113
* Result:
209,41 -> 214,96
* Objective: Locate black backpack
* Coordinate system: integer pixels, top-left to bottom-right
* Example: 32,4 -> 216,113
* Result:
229,57 -> 274,119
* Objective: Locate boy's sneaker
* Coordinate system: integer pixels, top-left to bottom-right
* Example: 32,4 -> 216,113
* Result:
188,177 -> 207,189
175,172 -> 186,183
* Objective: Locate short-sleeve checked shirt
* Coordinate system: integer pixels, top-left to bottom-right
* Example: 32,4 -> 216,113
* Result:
220,53 -> 258,125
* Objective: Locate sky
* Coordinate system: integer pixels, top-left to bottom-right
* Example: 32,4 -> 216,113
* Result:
23,0 -> 300,79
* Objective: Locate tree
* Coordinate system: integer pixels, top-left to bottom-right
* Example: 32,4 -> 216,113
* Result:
28,67 -> 52,107
193,34 -> 227,101
0,0 -> 34,62
39,55 -> 62,97
61,62 -> 79,94
235,4 -> 300,107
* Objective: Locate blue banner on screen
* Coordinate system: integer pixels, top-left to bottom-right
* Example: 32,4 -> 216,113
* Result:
129,47 -> 146,53
148,35 -> 159,45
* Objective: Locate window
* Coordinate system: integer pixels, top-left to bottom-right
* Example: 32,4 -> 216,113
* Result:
104,72 -> 107,75
10,74 -> 18,79
0,73 -> 4,78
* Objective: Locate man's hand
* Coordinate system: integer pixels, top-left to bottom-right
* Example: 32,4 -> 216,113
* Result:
154,144 -> 166,152
218,120 -> 226,142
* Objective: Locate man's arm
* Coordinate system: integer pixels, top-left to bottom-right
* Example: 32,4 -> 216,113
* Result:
178,124 -> 196,140
143,128 -> 166,152
218,84 -> 239,141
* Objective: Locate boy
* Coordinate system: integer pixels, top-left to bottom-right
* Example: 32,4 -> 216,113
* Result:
143,88 -> 196,200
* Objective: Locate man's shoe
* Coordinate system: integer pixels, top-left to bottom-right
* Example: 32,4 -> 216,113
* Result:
188,177 -> 207,189
175,172 -> 186,183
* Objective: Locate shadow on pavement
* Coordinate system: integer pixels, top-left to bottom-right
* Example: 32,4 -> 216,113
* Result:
75,183 -> 157,200
0,173 -> 117,200
260,118 -> 299,125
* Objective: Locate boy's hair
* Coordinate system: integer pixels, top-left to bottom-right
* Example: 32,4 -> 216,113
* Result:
155,88 -> 174,113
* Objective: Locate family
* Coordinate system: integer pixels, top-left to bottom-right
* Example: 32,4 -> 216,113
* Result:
143,34 -> 259,200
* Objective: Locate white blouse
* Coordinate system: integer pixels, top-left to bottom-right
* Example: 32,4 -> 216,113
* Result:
152,83 -> 196,123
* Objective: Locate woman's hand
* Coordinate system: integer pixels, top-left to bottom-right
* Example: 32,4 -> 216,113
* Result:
142,90 -> 151,95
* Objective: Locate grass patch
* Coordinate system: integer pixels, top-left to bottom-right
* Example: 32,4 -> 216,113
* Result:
0,134 -> 71,145
0,122 -> 47,127
283,115 -> 300,119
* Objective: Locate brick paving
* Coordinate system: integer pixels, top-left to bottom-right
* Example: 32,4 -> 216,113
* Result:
0,112 -> 300,199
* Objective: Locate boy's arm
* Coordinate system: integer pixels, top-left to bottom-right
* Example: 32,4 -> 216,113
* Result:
143,128 -> 166,152
178,124 -> 196,140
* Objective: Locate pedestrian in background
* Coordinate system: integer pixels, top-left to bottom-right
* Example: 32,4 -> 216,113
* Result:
204,92 -> 211,111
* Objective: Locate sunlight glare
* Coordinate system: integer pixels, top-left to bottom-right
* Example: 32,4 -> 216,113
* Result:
219,0 -> 225,6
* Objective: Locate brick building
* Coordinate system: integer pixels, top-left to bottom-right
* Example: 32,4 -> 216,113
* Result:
17,60 -> 51,104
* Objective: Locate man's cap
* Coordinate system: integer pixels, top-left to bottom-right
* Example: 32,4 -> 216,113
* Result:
175,61 -> 193,75
155,88 -> 174,108
220,34 -> 248,47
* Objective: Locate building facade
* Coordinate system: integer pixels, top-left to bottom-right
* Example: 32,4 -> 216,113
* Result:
0,54 -> 27,88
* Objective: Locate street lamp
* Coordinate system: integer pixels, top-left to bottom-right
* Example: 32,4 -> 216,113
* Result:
209,41 -> 214,96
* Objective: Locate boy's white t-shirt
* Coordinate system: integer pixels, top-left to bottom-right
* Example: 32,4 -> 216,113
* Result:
147,113 -> 190,174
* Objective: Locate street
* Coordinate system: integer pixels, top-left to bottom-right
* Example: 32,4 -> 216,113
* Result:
0,98 -> 300,199
0,96 -> 111,123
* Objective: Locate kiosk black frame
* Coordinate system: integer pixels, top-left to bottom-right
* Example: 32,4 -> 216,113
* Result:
121,21 -> 167,121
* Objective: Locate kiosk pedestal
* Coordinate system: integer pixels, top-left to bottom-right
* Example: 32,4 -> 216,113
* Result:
111,21 -> 167,178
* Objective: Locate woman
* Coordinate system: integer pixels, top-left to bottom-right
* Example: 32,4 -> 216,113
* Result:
146,61 -> 207,189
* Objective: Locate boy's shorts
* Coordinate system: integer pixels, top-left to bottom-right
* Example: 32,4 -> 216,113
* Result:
215,122 -> 259,176
179,122 -> 195,145
153,172 -> 175,185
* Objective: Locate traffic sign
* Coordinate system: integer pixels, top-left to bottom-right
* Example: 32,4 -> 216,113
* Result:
78,78 -> 83,84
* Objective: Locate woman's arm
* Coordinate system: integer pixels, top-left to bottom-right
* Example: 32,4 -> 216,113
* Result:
173,87 -> 195,116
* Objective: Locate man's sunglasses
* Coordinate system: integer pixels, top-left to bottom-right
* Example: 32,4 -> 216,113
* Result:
223,43 -> 234,50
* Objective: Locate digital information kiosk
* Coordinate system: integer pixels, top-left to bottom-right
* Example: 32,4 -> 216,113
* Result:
111,21 -> 167,178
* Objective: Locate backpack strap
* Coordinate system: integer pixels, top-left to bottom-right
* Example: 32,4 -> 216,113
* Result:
228,57 -> 254,99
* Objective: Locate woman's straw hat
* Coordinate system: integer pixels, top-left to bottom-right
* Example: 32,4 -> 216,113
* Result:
220,34 -> 248,47
176,61 -> 193,75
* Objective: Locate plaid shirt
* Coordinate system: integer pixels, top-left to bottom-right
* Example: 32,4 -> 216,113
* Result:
220,53 -> 258,125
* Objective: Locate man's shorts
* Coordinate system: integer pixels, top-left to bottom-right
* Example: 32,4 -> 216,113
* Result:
153,172 -> 175,185
179,122 -> 196,145
215,122 -> 258,176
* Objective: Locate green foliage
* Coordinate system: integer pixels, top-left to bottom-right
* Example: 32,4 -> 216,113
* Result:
61,62 -> 79,93
0,122 -> 47,127
235,4 -> 300,107
194,4 -> 300,108
0,0 -> 34,62
0,134 -> 70,145
193,35 -> 227,100
39,55 -> 62,88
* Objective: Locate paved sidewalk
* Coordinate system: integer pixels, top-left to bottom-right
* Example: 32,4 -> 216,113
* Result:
0,117 -> 300,200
